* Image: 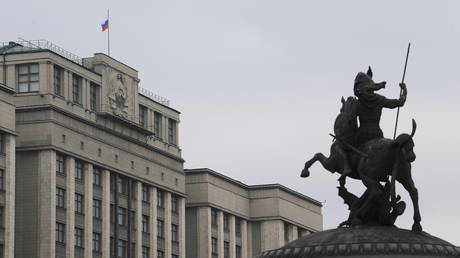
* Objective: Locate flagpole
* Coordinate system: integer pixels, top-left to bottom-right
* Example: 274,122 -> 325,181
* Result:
107,9 -> 110,56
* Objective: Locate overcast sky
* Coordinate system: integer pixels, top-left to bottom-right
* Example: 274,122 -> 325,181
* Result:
3,0 -> 460,245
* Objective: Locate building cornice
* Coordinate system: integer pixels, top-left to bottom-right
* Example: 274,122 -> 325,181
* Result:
184,168 -> 322,207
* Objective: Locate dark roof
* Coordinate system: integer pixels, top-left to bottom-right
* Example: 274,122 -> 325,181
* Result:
184,168 -> 322,207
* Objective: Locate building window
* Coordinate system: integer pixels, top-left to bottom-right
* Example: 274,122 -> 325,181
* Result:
0,207 -> 3,228
142,215 -> 149,233
211,237 -> 218,257
90,82 -> 99,111
75,193 -> 84,214
224,241 -> 230,258
211,209 -> 217,227
117,177 -> 127,195
75,160 -> 84,181
93,199 -> 101,219
72,74 -> 82,103
117,239 -> 126,258
0,170 -> 4,191
153,112 -> 162,138
157,190 -> 164,208
142,246 -> 149,258
157,250 -> 164,258
54,65 -> 63,96
56,153 -> 65,174
157,219 -> 164,238
171,224 -> 178,242
171,195 -> 178,213
168,118 -> 177,145
117,207 -> 127,226
139,105 -> 146,127
172,255 -> 179,258
0,244 -> 3,258
17,63 -> 39,93
93,232 -> 101,252
236,245 -> 242,258
75,228 -> 83,248
142,184 -> 149,203
235,218 -> 241,235
56,222 -> 65,243
223,213 -> 229,231
56,187 -> 66,209
93,167 -> 101,186
0,133 -> 4,154
284,222 -> 289,243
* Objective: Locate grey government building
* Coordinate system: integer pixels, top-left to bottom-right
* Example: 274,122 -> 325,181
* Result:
0,39 -> 322,258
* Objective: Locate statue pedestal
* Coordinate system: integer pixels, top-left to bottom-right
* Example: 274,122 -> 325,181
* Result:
257,226 -> 460,258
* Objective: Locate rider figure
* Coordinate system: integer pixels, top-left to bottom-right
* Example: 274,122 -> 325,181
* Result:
338,67 -> 407,186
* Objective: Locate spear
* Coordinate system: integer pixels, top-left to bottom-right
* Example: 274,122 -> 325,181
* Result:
393,43 -> 411,140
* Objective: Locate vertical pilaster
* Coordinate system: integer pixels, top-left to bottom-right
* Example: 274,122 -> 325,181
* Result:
197,207 -> 211,258
101,170 -> 111,258
229,215 -> 235,258
260,220 -> 283,252
84,164 -> 94,258
179,197 -> 186,258
217,211 -> 224,258
136,182 -> 142,258
164,192 -> 172,258
39,150 -> 56,258
289,225 -> 298,242
4,135 -> 15,258
241,220 -> 248,258
66,156 -> 75,258
149,187 -> 157,258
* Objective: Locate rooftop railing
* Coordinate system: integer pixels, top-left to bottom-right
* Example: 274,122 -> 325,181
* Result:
139,86 -> 170,106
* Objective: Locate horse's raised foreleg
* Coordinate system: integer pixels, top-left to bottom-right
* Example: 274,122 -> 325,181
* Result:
301,152 -> 337,177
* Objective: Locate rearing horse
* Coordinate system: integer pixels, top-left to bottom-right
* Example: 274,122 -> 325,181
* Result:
301,98 -> 422,231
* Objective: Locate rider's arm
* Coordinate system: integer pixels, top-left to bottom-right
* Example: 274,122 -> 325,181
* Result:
382,83 -> 407,109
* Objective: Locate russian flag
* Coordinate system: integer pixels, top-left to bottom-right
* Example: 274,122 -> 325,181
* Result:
101,19 -> 109,32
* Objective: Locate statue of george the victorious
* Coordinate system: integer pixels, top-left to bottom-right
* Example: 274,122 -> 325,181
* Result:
300,66 -> 422,231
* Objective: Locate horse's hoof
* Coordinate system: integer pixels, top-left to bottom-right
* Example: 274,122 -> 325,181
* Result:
300,168 -> 310,178
412,223 -> 422,232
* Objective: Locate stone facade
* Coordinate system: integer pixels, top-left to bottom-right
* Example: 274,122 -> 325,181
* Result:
1,41 -> 185,258
185,168 -> 323,258
0,82 -> 16,258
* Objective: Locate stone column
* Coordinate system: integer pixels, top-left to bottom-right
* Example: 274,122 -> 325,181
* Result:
84,163 -> 94,258
241,220 -> 248,258
65,156 -> 76,258
179,197 -> 186,258
289,225 -> 298,242
260,220 -> 283,252
101,170 -> 111,258
197,207 -> 211,258
4,135 -> 15,258
164,192 -> 172,258
217,211 -> 224,258
136,182 -> 142,258
229,215 -> 236,258
149,187 -> 157,258
38,150 -> 56,258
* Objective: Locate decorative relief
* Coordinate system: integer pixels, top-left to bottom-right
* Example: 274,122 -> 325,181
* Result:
108,70 -> 129,118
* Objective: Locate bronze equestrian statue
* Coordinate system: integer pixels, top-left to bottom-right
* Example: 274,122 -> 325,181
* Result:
300,67 -> 421,231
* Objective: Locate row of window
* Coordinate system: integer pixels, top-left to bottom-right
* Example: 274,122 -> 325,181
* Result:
57,153 -> 181,210
56,223 -> 101,251
211,237 -> 242,258
211,209 -> 242,234
110,238 -> 176,258
19,63 -> 101,110
139,105 -> 178,145
56,222 -> 180,258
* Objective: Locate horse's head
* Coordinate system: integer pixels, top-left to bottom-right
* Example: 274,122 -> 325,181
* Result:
395,119 -> 417,163
354,66 -> 386,98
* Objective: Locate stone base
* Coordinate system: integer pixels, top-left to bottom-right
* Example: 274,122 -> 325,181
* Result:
256,226 -> 460,258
